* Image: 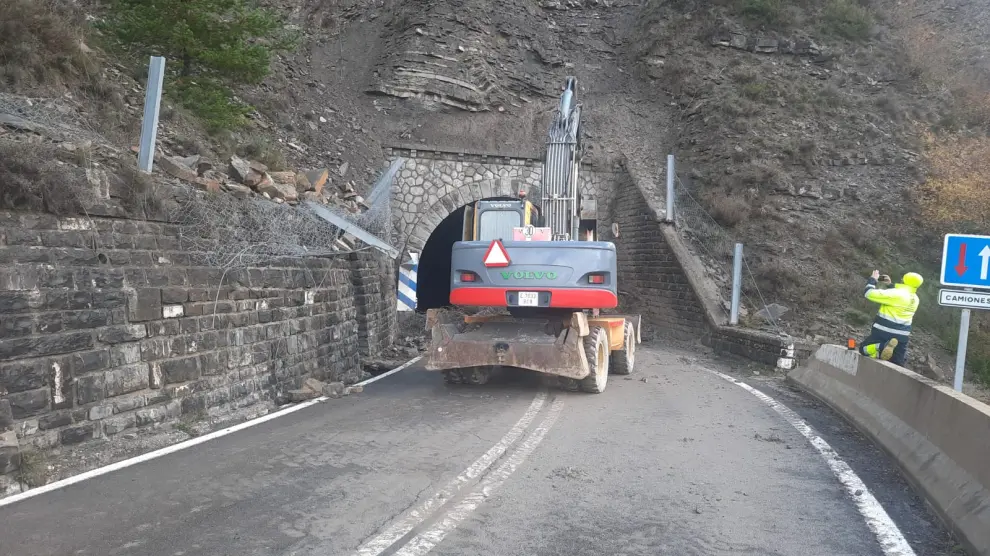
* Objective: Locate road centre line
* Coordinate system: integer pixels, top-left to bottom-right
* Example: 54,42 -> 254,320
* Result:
392,397 -> 566,556
699,366 -> 916,556
353,389 -> 549,556
0,356 -> 422,509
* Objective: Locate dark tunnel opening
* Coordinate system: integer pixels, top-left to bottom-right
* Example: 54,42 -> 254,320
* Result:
415,197 -> 518,312
416,207 -> 463,312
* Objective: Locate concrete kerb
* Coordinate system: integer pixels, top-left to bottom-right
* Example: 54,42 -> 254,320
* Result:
788,345 -> 990,556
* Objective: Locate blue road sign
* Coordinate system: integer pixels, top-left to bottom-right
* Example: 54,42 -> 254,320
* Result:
940,234 -> 990,290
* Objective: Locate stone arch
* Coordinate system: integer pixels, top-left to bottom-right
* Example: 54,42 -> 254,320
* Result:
393,177 -> 519,259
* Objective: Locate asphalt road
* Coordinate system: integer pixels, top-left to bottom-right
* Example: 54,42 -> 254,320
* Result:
0,346 -> 955,556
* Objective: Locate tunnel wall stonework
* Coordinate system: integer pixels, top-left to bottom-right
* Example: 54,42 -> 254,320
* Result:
0,210 -> 395,491
386,145 -> 622,256
385,145 -> 795,366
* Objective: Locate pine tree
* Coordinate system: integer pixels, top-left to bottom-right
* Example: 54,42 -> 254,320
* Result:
103,0 -> 298,131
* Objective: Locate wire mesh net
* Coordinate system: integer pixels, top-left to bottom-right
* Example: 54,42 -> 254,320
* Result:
672,174 -> 784,333
0,92 -> 107,145
169,160 -> 399,269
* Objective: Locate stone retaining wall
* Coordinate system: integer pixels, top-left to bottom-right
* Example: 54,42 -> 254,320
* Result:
609,155 -> 798,365
0,209 -> 395,489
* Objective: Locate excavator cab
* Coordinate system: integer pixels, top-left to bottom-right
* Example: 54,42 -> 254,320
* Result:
462,199 -> 543,241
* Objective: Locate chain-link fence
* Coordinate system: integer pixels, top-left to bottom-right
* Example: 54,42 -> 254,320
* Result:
671,173 -> 784,334
168,158 -> 399,270
0,92 -> 108,146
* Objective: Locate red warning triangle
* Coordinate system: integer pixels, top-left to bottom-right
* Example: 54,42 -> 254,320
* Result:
483,239 -> 511,267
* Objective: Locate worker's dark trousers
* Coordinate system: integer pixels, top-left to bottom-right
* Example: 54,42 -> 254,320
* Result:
859,327 -> 910,366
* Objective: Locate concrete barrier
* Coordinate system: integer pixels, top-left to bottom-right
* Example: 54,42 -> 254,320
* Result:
788,345 -> 990,555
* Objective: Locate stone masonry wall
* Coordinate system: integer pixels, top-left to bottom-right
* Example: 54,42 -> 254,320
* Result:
386,145 -> 623,256
0,210 -> 395,486
604,172 -> 710,339
612,159 -> 797,366
350,252 -> 397,356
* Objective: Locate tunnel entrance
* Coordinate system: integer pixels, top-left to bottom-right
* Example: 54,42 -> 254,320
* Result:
415,197 -> 516,312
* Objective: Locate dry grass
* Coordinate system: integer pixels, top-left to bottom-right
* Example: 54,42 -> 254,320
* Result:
898,23 -> 990,130
0,0 -> 98,93
112,158 -> 167,219
919,131 -> 990,233
706,193 -> 751,228
0,140 -> 92,215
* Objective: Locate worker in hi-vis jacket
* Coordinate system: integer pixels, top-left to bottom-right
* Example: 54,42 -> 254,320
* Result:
858,270 -> 923,366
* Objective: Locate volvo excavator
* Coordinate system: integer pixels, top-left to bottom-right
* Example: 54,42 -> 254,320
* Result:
422,77 -> 641,393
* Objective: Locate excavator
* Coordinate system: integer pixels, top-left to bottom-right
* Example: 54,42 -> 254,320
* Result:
423,77 -> 641,393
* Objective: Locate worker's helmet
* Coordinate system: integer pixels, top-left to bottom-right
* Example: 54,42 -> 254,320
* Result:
902,272 -> 924,288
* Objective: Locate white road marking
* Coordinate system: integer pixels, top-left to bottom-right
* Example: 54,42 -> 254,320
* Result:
393,397 -> 566,556
354,356 -> 422,387
352,390 -> 549,556
699,367 -> 917,556
0,357 -> 421,508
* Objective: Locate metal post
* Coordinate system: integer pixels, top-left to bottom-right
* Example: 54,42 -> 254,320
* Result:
953,287 -> 973,392
730,243 -> 743,325
665,154 -> 675,223
138,56 -> 166,173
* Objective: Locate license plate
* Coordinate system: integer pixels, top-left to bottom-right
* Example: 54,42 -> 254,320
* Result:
517,292 -> 539,306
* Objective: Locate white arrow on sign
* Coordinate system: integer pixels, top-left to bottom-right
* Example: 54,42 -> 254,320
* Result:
982,245 -> 990,281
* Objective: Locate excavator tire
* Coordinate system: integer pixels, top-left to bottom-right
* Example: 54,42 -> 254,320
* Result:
464,367 -> 492,386
580,326 -> 610,393
443,370 -> 464,384
609,321 -> 635,375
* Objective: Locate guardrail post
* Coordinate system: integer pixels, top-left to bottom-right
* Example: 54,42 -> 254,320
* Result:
138,56 -> 166,173
730,243 -> 743,325
665,154 -> 675,223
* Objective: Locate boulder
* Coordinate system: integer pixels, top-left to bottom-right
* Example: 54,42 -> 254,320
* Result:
257,179 -> 298,202
228,155 -> 266,187
269,171 -> 297,185
296,168 -> 329,195
161,156 -> 221,193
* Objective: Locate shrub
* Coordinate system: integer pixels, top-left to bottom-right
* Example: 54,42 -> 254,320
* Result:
101,0 -> 299,132
740,0 -> 788,28
707,193 -> 751,228
740,81 -> 772,102
823,0 -> 874,41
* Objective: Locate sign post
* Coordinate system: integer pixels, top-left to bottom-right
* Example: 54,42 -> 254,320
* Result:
939,234 -> 990,392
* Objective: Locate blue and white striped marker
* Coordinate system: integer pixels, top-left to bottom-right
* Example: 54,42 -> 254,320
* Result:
397,253 -> 418,312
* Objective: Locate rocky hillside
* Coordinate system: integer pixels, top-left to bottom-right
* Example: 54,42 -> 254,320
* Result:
2,0 -> 989,391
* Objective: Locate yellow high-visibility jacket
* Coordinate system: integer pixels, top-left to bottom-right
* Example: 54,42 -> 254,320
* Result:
864,278 -> 919,336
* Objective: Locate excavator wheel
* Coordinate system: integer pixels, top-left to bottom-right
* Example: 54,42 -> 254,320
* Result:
580,326 -> 610,393
559,378 -> 580,392
609,321 -> 636,375
443,370 -> 464,384
463,367 -> 492,386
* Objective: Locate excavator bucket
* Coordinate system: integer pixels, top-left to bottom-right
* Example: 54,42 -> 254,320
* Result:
424,311 -> 591,379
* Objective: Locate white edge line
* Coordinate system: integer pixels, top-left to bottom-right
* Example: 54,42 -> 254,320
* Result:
394,398 -> 566,556
698,367 -> 917,556
353,389 -> 548,556
355,356 -> 423,387
0,356 -> 423,509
